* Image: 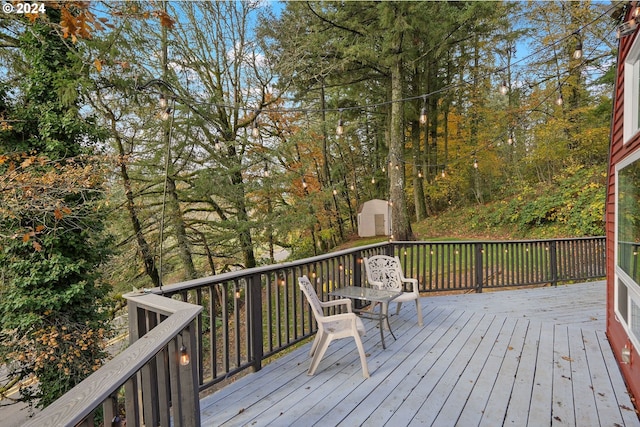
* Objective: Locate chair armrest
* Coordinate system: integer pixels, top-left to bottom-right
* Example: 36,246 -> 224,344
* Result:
368,279 -> 385,289
317,312 -> 360,330
319,298 -> 353,313
401,277 -> 419,294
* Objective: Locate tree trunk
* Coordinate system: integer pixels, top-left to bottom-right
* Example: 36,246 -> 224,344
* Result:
389,35 -> 413,241
116,133 -> 161,287
160,0 -> 196,281
166,175 -> 198,280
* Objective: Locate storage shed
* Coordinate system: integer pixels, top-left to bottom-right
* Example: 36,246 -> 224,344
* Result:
357,199 -> 390,237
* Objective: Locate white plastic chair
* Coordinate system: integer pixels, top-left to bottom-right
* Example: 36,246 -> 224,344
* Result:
363,255 -> 424,326
298,276 -> 369,378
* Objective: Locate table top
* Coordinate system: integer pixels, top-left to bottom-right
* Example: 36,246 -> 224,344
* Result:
329,286 -> 402,303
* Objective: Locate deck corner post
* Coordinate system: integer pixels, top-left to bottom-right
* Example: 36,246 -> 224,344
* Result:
177,323 -> 201,427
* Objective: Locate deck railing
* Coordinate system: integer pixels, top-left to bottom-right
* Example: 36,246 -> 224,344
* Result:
23,293 -> 202,427
27,237 -> 604,425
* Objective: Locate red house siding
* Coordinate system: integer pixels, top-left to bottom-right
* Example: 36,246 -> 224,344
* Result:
607,3 -> 640,402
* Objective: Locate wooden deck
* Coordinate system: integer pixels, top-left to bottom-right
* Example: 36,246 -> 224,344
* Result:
200,281 -> 640,426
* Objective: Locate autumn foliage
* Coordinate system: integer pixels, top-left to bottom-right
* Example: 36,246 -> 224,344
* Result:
0,4 -> 113,409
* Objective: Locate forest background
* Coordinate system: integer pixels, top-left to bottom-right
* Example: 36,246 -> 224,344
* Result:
0,0 -> 619,408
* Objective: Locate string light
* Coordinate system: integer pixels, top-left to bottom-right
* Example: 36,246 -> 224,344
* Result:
473,159 -> 478,169
336,109 -> 344,136
160,108 -> 172,121
135,3 -> 616,192
617,6 -> 640,38
251,110 -> 260,138
159,94 -> 168,109
136,4 -> 615,123
555,88 -> 563,106
179,345 -> 190,366
573,36 -> 583,60
419,96 -> 427,124
499,79 -> 508,96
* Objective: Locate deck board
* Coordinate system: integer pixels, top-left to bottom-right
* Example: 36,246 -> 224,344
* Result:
200,281 -> 640,427
456,316 -> 517,426
527,321 -> 554,426
552,326 -> 574,426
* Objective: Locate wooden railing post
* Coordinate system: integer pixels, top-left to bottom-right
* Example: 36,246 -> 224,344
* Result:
550,240 -> 558,287
178,322 -> 201,426
125,299 -> 141,424
353,250 -> 362,286
385,241 -> 394,257
475,243 -> 484,293
248,274 -> 264,372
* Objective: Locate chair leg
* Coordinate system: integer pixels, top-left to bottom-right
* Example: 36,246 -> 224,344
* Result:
353,333 -> 370,379
309,332 -> 321,357
415,299 -> 423,326
382,302 -> 390,330
308,334 -> 331,376
395,302 -> 403,315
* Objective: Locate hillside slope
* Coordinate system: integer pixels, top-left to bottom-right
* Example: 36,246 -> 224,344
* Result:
412,164 -> 606,240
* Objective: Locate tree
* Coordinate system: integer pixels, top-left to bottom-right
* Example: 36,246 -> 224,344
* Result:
0,8 -> 112,408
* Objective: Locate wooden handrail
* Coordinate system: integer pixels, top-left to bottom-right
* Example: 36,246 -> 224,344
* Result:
23,294 -> 202,427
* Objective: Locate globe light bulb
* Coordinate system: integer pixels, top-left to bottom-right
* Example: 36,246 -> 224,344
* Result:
179,345 -> 190,366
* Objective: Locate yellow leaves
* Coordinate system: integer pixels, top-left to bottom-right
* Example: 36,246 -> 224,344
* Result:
25,13 -> 39,23
10,322 -> 109,381
153,10 -> 175,30
53,206 -> 71,220
1,152 -> 113,254
20,156 -> 35,168
59,3 -> 94,42
0,113 -> 12,131
20,224 -> 46,251
93,58 -> 103,72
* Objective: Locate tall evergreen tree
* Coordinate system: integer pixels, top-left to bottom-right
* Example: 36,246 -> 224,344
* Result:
0,9 -> 112,408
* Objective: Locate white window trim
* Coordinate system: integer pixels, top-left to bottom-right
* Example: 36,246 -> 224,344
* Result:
624,35 -> 640,143
615,148 -> 640,350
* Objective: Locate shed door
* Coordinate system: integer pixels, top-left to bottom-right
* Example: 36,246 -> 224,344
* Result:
374,214 -> 385,235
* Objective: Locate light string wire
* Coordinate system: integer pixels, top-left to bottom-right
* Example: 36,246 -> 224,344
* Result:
132,1 -> 625,190
134,1 -> 624,118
